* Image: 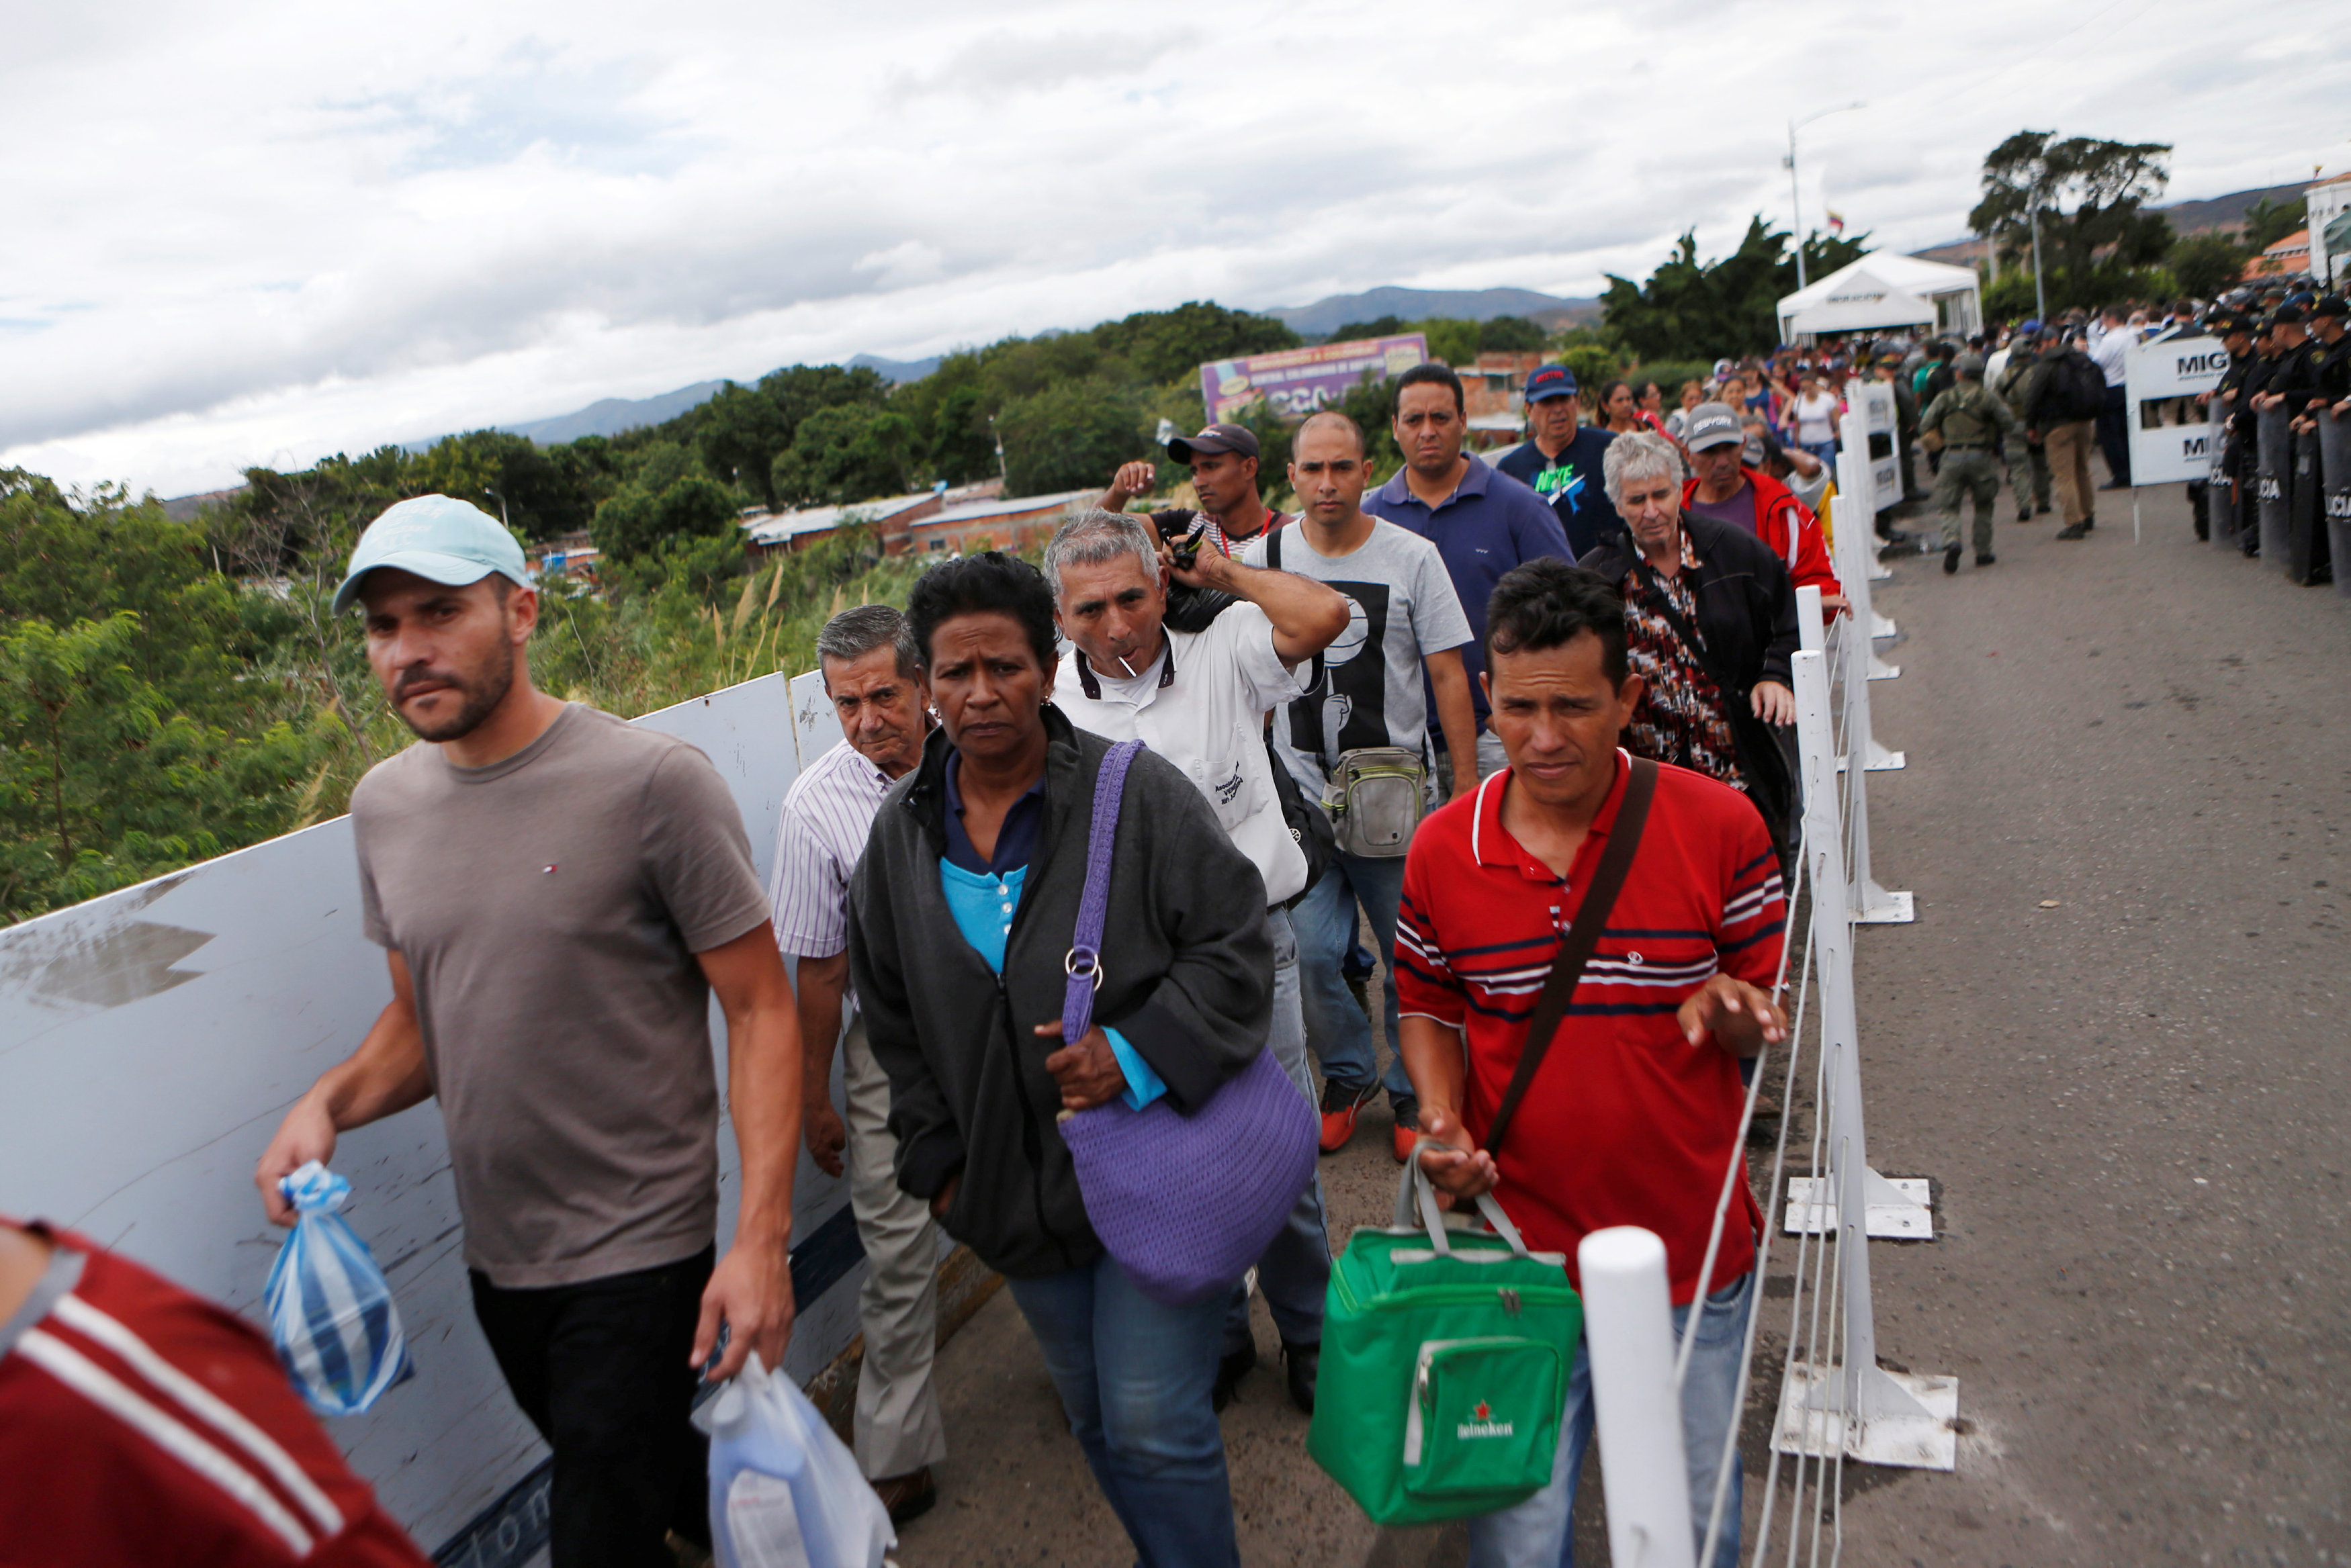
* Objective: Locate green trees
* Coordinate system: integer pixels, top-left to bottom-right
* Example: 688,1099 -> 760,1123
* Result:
695,383 -> 793,509
995,378 -> 1149,496
1088,300 -> 1300,383
2166,233 -> 2247,301
1599,218 -> 1869,359
0,474 -> 329,921
1968,131 -> 2173,312
770,404 -> 920,506
2238,194 -> 2307,254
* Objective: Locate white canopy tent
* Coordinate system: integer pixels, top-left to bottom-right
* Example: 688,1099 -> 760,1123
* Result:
1777,252 -> 1982,343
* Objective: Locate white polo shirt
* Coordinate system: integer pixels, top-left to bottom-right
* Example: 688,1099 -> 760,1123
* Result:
1053,602 -> 1309,906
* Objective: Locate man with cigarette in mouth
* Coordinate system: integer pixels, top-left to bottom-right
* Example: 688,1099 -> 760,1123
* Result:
1044,506 -> 1348,1414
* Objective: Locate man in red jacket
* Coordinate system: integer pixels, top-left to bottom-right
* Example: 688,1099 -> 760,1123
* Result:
1679,402 -> 1845,615
0,1217 -> 433,1567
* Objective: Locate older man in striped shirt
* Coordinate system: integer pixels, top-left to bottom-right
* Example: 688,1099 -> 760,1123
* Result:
768,605 -> 944,1524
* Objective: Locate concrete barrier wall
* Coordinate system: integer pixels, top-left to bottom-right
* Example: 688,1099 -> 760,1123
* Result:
0,670 -> 866,1554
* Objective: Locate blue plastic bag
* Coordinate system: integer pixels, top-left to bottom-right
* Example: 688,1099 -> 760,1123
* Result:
695,1351 -> 893,1568
263,1161 -> 414,1417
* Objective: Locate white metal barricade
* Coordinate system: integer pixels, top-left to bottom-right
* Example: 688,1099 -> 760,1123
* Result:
1773,647 -> 1955,1471
1810,523 -> 1912,925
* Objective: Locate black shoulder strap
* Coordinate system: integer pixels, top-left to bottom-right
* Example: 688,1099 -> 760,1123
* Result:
1266,523 -> 1282,571
1482,757 -> 1658,1160
1628,552 -> 1739,705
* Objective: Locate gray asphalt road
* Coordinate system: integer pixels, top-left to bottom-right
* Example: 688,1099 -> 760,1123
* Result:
1829,483 -> 2348,1566
894,481 -> 2350,1567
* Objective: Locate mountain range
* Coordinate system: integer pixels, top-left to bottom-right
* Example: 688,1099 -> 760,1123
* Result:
375,287 -> 1602,459
1264,285 -> 1601,337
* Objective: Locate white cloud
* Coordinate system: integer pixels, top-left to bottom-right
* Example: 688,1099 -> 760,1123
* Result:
3,0 -> 2347,497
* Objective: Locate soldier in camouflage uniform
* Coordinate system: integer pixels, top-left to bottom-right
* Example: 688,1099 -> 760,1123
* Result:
1919,352 -> 2020,573
1993,334 -> 2052,522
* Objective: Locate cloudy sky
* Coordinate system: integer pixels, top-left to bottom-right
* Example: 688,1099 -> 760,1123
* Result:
5,0 -> 2346,498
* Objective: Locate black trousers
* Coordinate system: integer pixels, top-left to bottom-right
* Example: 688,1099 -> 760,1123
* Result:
471,1245 -> 716,1568
2098,383 -> 2131,486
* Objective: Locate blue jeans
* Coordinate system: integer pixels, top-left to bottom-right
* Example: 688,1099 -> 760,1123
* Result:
1294,849 -> 1413,1103
1008,1254 -> 1239,1568
1224,907 -> 1329,1355
1804,439 -> 1838,469
1466,1270 -> 1755,1568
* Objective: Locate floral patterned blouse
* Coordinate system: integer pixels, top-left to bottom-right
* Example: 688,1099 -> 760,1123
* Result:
1620,534 -> 1745,793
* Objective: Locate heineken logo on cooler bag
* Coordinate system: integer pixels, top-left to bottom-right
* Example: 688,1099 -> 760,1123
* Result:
1458,1401 -> 1515,1439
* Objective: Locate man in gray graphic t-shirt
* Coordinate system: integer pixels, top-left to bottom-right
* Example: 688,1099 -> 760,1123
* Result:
1241,412 -> 1476,1164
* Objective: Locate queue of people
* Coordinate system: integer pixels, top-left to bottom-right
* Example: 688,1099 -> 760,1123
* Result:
7,334 -> 1831,1568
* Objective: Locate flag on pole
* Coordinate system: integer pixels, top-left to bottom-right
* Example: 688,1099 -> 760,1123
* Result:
1826,210 -> 1847,235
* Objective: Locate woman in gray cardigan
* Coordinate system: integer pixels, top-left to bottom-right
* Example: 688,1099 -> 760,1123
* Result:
848,551 -> 1272,1568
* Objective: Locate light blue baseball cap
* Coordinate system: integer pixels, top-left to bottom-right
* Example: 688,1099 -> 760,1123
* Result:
332,494 -> 530,614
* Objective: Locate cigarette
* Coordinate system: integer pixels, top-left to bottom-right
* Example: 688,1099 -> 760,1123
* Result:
1118,655 -> 1139,677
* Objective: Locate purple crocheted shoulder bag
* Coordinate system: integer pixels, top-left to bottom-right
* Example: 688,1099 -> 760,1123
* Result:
1056,739 -> 1317,1305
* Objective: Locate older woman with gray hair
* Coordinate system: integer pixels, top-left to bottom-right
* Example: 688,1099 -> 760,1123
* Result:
1576,431 -> 1801,862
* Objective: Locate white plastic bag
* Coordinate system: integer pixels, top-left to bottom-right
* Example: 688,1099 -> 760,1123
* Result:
695,1351 -> 895,1568
262,1161 -> 414,1416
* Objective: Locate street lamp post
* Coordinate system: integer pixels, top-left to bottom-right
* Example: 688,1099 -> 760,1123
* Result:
1786,103 -> 1866,292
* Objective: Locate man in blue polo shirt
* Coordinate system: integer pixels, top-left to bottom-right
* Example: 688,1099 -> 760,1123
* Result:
1493,364 -> 1618,557
1367,362 -> 1574,781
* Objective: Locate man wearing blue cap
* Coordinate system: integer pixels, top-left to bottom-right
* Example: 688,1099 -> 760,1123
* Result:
1493,364 -> 1620,558
255,495 -> 805,1568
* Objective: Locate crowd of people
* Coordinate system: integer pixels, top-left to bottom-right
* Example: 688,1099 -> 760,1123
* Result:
20,281 -> 2336,1568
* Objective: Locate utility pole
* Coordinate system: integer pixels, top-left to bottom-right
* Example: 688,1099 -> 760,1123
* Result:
2029,204 -> 2046,322
1785,103 -> 1867,293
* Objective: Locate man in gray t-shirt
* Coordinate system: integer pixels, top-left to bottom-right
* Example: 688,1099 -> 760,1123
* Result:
1241,413 -> 1477,1162
254,495 -> 803,1567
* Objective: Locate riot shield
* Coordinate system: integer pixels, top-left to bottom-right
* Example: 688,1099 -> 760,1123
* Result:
2257,407 -> 2292,571
2287,426 -> 2329,585
2209,427 -> 2239,550
2323,411 -> 2351,600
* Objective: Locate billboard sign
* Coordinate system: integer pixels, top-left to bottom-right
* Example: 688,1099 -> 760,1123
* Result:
2124,332 -> 2228,487
1199,333 -> 1428,423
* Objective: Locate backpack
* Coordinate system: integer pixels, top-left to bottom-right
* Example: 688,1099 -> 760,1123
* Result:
2051,351 -> 2109,422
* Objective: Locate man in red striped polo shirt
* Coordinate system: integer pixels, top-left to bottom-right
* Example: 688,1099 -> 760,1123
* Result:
1394,558 -> 1785,1568
0,1217 -> 431,1567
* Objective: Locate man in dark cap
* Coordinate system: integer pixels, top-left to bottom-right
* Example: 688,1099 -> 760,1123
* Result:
2251,306 -> 2315,420
1919,352 -> 2021,571
2297,296 -> 2351,426
1100,422 -> 1291,550
1493,364 -> 1620,556
2025,329 -> 2108,539
2224,314 -> 2287,556
2264,301 -> 2346,430
2194,310 -> 2256,541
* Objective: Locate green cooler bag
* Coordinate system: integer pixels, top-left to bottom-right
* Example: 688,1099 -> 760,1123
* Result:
1308,1160 -> 1582,1526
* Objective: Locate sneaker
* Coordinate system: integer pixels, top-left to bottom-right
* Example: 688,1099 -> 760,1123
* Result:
1390,1098 -> 1420,1164
2015,511 -> 2032,524
1943,543 -> 1961,575
2055,522 -> 2089,540
1976,552 -> 1996,567
2082,515 -> 2095,531
1212,1343 -> 1256,1412
1319,1079 -> 1375,1154
2035,503 -> 2051,516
